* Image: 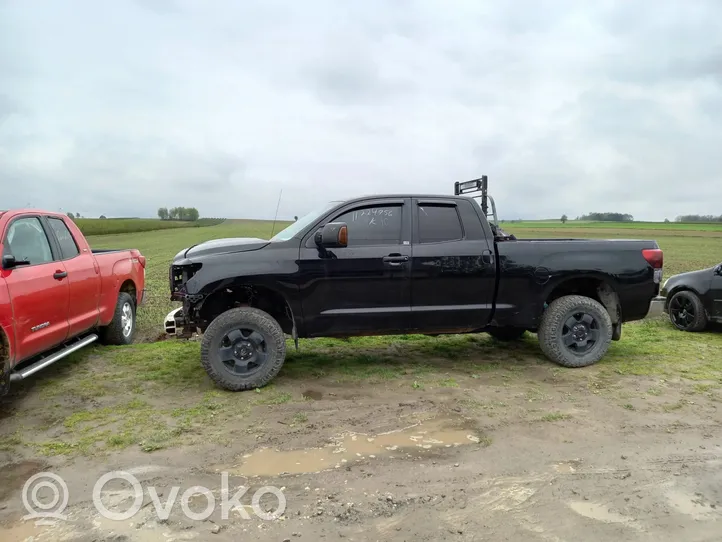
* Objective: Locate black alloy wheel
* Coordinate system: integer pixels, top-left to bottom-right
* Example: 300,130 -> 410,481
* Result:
200,307 -> 287,391
537,294 -> 613,368
668,290 -> 707,332
561,312 -> 600,355
218,327 -> 268,376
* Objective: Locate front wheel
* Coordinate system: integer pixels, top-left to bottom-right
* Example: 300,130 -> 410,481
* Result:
668,290 -> 707,332
200,307 -> 286,391
538,295 -> 613,368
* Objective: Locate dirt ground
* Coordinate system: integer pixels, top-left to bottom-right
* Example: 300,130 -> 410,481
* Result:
2,350 -> 721,542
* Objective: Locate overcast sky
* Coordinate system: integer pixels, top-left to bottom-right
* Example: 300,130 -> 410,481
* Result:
1,0 -> 721,221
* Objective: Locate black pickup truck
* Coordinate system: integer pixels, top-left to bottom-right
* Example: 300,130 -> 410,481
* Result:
164,177 -> 664,391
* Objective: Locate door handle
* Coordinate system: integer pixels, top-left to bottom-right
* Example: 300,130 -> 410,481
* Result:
53,270 -> 68,280
482,250 -> 494,265
383,254 -> 409,267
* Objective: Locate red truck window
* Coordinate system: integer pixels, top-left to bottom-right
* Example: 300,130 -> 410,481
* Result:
4,217 -> 54,265
47,217 -> 80,259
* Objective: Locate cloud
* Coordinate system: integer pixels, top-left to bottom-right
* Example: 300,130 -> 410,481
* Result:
1,0 -> 721,221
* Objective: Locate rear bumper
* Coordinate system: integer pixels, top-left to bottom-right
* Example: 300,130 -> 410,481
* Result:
647,296 -> 666,319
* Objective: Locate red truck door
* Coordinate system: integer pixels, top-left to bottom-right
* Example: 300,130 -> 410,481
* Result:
1,215 -> 70,362
44,216 -> 101,337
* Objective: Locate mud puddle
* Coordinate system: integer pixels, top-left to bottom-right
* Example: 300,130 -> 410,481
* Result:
302,389 -> 322,401
568,501 -> 642,530
0,460 -> 48,502
223,417 -> 482,477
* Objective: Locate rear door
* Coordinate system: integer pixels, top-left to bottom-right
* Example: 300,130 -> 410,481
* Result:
409,198 -> 496,332
1,215 -> 70,362
44,216 -> 102,337
299,198 -> 412,336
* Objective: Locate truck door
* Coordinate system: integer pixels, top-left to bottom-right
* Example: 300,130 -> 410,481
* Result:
1,215 -> 70,362
409,198 -> 496,332
298,198 -> 412,336
44,216 -> 102,337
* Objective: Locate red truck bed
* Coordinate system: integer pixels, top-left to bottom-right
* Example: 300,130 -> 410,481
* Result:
0,210 -> 146,394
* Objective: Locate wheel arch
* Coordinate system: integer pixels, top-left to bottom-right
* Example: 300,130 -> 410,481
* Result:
196,280 -> 296,335
1,326 -> 11,375
0,328 -> 9,395
119,279 -> 137,304
544,275 -> 621,326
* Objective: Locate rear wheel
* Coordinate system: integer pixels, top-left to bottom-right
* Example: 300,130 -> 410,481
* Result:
668,290 -> 707,332
488,327 -> 527,341
100,292 -> 136,345
538,295 -> 612,368
200,307 -> 286,391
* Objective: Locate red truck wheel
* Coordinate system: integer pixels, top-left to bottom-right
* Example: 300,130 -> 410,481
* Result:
100,292 -> 136,345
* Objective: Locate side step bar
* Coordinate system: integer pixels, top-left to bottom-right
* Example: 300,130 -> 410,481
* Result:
10,334 -> 98,382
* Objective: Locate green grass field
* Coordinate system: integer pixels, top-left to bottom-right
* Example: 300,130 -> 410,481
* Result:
73,217 -> 226,236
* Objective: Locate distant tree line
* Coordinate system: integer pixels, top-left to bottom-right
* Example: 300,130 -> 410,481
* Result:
675,214 -> 722,223
157,207 -> 200,221
577,212 -> 634,222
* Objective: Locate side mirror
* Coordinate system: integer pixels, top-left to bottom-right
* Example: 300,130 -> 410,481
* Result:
2,254 -> 30,269
715,263 -> 722,276
314,222 -> 348,248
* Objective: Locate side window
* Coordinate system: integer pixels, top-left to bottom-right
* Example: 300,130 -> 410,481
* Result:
4,217 -> 54,265
418,204 -> 463,243
47,217 -> 80,259
334,205 -> 403,246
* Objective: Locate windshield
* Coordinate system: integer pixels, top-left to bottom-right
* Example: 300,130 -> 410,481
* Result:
270,201 -> 340,242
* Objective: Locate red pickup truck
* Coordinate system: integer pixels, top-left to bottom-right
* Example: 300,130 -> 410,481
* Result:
0,209 -> 146,395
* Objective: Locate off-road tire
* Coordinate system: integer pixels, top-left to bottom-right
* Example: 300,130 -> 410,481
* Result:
200,307 -> 286,391
488,327 -> 527,341
538,295 -> 612,368
99,292 -> 136,345
668,290 -> 707,332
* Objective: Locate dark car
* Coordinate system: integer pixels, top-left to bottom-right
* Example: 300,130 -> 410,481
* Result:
657,263 -> 722,331
163,176 -> 665,391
